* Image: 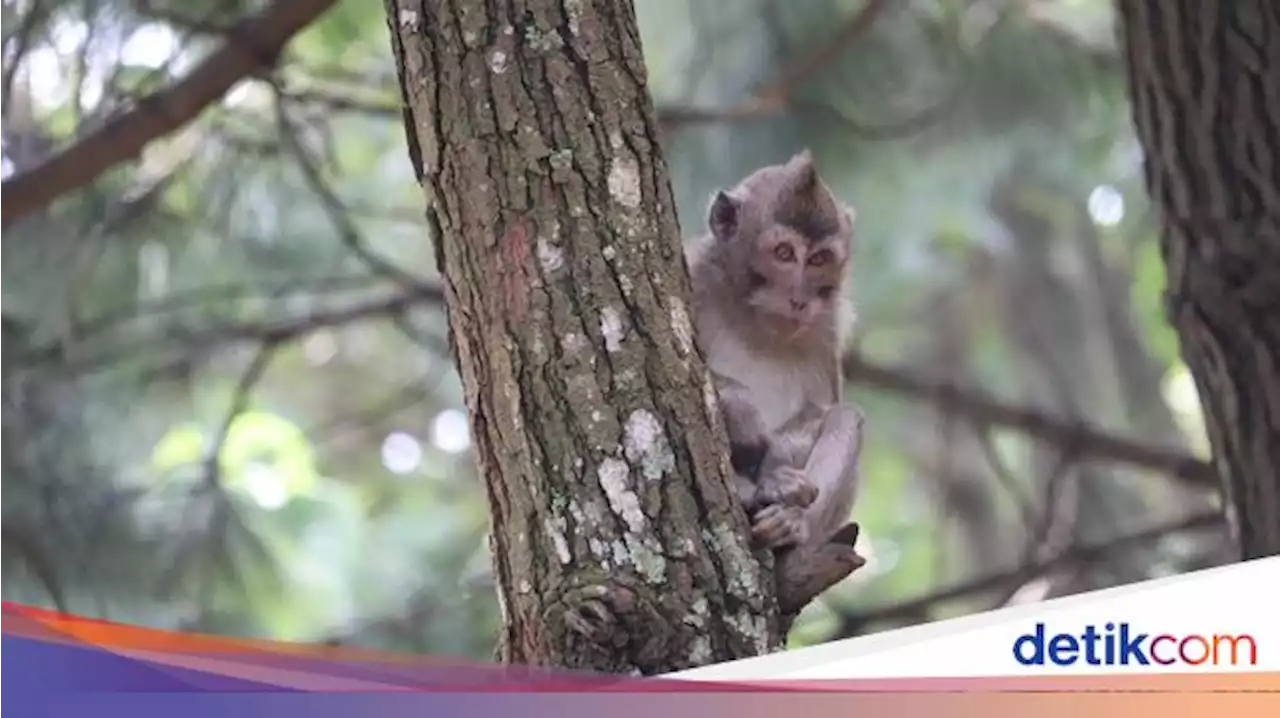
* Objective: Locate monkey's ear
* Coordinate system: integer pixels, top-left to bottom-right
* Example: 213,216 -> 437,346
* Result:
708,190 -> 741,241
838,203 -> 858,251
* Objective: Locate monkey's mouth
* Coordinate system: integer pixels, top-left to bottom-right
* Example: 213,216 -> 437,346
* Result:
784,322 -> 816,339
762,310 -> 817,336
746,297 -> 819,335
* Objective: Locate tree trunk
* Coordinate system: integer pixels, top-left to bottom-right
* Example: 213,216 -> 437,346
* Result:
1116,1 -> 1280,559
381,0 -> 783,673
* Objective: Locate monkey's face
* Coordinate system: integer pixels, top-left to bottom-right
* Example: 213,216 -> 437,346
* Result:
705,150 -> 855,340
744,226 -> 847,336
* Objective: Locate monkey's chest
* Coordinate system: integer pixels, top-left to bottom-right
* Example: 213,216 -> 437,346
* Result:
709,338 -> 832,434
753,372 -> 825,433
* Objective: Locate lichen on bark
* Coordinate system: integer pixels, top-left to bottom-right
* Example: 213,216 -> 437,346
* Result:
382,0 -> 782,673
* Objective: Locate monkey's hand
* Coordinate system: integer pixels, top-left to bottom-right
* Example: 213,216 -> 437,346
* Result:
755,464 -> 818,509
749,459 -> 819,549
750,503 -> 810,549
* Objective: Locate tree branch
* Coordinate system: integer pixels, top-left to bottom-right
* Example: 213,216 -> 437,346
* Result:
1,525 -> 68,613
836,509 -> 1223,637
753,0 -> 892,108
15,284 -> 443,377
201,341 -> 278,489
1,0 -> 53,122
0,0 -> 339,230
657,0 -> 892,131
842,352 -> 1217,487
272,91 -> 429,290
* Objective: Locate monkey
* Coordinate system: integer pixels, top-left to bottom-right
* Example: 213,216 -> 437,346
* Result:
685,149 -> 865,581
553,151 -> 862,650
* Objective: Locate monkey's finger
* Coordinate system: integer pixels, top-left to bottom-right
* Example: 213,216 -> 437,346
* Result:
750,514 -> 785,548
787,479 -> 819,508
761,484 -> 818,509
758,466 -> 818,508
750,505 -> 808,549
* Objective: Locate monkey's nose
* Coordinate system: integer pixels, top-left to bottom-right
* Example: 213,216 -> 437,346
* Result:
790,299 -> 808,312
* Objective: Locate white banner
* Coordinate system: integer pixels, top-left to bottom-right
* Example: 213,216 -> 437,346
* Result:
671,556 -> 1279,680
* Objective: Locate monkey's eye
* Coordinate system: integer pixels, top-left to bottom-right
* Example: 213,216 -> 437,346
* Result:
773,244 -> 796,262
748,270 -> 769,289
816,286 -> 836,300
807,250 -> 833,267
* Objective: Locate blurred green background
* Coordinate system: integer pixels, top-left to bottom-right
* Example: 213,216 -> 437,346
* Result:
1,0 -> 1228,658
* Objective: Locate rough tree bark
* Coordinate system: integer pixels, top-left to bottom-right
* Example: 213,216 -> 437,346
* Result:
1116,1 -> 1280,559
381,0 -> 785,673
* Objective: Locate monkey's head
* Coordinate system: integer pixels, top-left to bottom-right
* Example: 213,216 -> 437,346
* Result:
705,150 -> 855,341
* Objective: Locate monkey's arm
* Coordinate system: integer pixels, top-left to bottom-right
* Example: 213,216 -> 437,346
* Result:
712,372 -> 771,510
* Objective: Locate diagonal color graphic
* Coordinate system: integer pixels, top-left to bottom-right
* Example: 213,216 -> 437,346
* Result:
3,560 -> 1277,717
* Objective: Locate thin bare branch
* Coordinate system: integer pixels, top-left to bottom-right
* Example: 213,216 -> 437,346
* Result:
1,0 -> 53,121
842,352 -> 1217,487
272,91 -> 430,290
15,285 -> 443,376
201,341 -> 278,489
0,0 -> 340,229
66,273 -> 381,342
306,378 -> 434,446
754,0 -> 893,108
836,510 -> 1223,637
1,525 -> 68,612
657,0 -> 893,131
973,425 -> 1037,532
133,1 -> 238,35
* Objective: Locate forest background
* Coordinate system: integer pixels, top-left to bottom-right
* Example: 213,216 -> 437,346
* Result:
1,0 -> 1228,659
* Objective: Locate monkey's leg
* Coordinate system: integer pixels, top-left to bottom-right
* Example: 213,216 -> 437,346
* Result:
748,407 -> 825,549
753,464 -> 818,509
732,429 -> 816,551
714,374 -> 803,524
771,405 -> 867,622
799,404 -> 865,544
752,403 -> 825,510
749,450 -> 818,549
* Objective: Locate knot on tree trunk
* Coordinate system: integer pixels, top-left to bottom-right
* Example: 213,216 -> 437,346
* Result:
548,580 -> 676,674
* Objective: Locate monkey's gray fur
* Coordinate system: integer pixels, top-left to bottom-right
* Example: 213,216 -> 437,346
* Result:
686,150 -> 866,620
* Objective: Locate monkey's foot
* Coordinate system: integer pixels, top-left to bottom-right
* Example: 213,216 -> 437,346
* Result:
756,465 -> 818,508
750,503 -> 809,549
775,522 -> 865,617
